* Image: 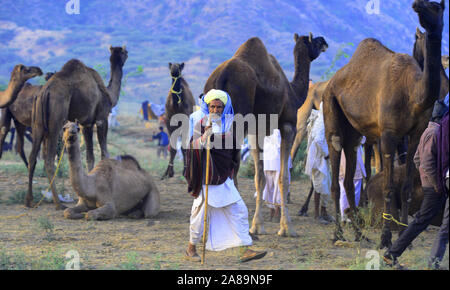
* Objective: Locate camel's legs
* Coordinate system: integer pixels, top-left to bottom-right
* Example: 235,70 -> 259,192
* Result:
14,122 -> 29,168
85,202 -> 116,220
82,125 -> 95,171
249,134 -> 267,235
142,183 -> 161,218
298,181 -> 314,216
374,142 -> 382,173
278,123 -> 297,237
323,93 -> 346,242
26,126 -> 45,208
162,146 -> 177,179
43,133 -> 65,210
96,119 -> 109,160
378,131 -> 398,249
361,143 -> 374,207
0,108 -> 12,160
341,129 -> 365,241
397,130 -> 421,237
64,199 -> 89,219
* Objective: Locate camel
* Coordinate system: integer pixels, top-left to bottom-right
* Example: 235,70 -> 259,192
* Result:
367,164 -> 444,230
203,33 -> 328,237
162,62 -> 195,179
290,80 -> 329,162
0,72 -> 54,167
322,0 -> 445,247
26,46 -> 127,210
62,121 -> 160,220
0,64 -> 42,108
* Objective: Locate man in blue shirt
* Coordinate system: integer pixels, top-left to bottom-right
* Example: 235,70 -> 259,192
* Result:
152,126 -> 169,159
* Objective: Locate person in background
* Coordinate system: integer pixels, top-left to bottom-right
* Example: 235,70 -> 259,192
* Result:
339,136 -> 366,224
304,102 -> 333,224
152,126 -> 169,159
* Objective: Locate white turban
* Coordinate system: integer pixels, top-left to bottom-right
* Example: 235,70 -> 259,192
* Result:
204,89 -> 228,105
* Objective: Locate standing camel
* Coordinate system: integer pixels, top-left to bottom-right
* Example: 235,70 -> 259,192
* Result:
0,64 -> 42,108
0,72 -> 54,167
322,0 -> 445,247
26,46 -> 128,210
290,80 -> 329,162
203,33 -> 328,237
162,62 -> 195,179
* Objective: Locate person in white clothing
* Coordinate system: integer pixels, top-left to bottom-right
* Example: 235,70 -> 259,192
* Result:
339,136 -> 366,223
184,89 -> 266,263
304,102 -> 333,223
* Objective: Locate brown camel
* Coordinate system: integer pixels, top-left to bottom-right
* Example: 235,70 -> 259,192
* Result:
162,62 -> 195,179
0,64 -> 42,108
367,164 -> 444,230
322,0 -> 444,247
203,33 -> 328,237
0,72 -> 54,167
26,46 -> 127,210
62,121 -> 160,220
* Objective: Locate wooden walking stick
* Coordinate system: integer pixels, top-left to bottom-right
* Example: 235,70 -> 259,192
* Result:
201,117 -> 212,265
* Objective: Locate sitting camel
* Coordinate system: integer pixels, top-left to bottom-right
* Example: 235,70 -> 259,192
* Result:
62,121 -> 160,220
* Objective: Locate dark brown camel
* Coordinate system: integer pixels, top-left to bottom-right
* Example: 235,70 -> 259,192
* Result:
322,0 -> 444,247
367,164 -> 444,229
0,64 -> 42,108
0,72 -> 54,167
162,62 -> 195,179
203,33 -> 328,237
26,46 -> 127,210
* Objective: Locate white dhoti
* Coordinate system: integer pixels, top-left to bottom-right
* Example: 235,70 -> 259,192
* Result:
189,178 -> 253,251
339,178 -> 362,220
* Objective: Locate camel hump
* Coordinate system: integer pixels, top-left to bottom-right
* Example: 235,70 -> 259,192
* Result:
353,38 -> 395,60
59,59 -> 88,78
115,155 -> 143,171
234,37 -> 269,58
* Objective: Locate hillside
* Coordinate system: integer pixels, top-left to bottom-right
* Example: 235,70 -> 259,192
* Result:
0,0 -> 449,111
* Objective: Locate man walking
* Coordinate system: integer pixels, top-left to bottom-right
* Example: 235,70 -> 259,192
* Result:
383,100 -> 448,267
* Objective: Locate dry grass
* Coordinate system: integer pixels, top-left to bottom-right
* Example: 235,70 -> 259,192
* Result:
0,114 -> 448,270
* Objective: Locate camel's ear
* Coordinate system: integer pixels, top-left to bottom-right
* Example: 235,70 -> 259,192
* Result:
122,45 -> 126,51
180,62 -> 185,71
168,62 -> 172,69
415,27 -> 422,38
309,32 -> 313,43
109,45 -> 113,52
294,33 -> 299,42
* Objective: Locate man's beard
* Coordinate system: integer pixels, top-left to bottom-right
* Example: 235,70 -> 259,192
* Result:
210,113 -> 222,120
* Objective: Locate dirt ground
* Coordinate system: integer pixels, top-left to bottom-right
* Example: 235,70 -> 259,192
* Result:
0,115 -> 448,270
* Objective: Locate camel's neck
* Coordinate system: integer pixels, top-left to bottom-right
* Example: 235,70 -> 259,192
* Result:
414,31 -> 442,111
66,137 -> 91,199
0,79 -> 26,108
290,51 -> 311,108
170,76 -> 183,108
107,62 -> 123,108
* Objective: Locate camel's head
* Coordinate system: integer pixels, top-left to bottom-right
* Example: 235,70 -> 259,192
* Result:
294,32 -> 328,62
442,55 -> 449,69
169,62 -> 184,79
413,0 -> 445,34
10,64 -> 43,83
44,72 -> 55,81
109,45 -> 128,67
413,27 -> 426,68
63,121 -> 80,144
